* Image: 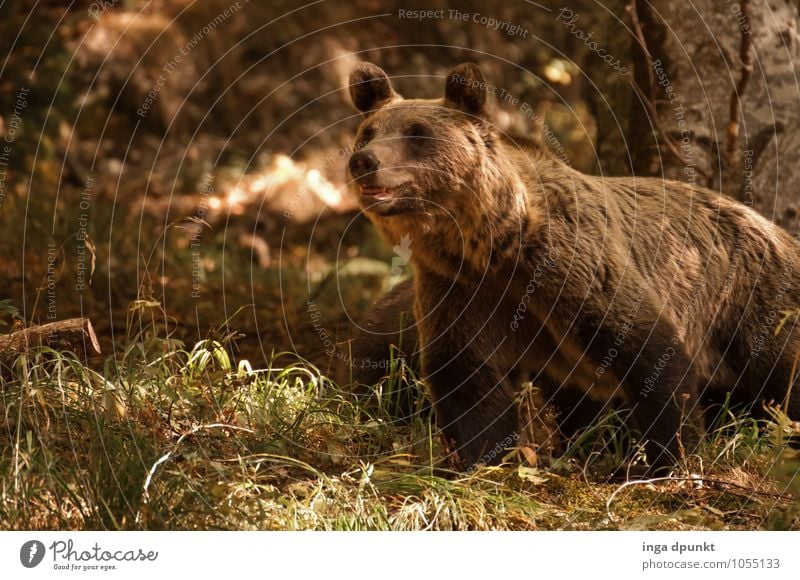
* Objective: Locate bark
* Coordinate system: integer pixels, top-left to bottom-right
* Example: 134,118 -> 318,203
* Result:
630,0 -> 800,232
578,0 -> 638,177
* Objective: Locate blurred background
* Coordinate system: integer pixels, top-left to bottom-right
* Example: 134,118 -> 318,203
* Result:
1,0 -> 798,376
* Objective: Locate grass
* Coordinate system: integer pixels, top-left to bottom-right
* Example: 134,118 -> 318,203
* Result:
1,317 -> 799,530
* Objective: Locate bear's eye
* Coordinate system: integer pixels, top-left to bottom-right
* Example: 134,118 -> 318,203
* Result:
405,123 -> 430,141
357,125 -> 375,149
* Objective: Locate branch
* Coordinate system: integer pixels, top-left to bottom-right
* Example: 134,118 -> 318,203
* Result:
606,474 -> 794,521
0,318 -> 101,363
627,1 -> 708,177
726,0 -> 754,168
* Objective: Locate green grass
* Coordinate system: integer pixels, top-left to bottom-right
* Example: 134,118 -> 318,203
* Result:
1,323 -> 799,530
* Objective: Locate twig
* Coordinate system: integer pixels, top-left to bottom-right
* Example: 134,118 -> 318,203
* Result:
631,82 -> 705,173
627,0 -> 657,107
727,0 -> 754,168
136,423 -> 254,526
606,474 -> 794,521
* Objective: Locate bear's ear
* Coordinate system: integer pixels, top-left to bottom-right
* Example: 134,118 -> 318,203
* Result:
444,62 -> 487,116
349,62 -> 399,114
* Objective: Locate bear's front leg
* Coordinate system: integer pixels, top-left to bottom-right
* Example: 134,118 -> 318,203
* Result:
421,340 -> 520,467
581,310 -> 704,475
624,337 -> 703,474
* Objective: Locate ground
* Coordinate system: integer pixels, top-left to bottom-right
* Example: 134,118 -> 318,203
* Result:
1,338 -> 798,530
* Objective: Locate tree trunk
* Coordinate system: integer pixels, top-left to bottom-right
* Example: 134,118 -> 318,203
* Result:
629,0 -> 800,233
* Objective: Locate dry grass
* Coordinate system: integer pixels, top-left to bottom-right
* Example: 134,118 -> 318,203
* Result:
1,322 -> 798,531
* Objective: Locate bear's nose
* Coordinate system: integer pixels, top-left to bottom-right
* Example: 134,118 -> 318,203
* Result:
349,150 -> 380,179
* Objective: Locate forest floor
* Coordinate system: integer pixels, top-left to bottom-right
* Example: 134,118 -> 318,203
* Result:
1,336 -> 799,530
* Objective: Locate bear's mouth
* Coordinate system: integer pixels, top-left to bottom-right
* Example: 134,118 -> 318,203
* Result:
359,181 -> 411,201
360,182 -> 417,216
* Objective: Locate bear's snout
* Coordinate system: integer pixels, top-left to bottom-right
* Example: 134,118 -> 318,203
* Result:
348,150 -> 380,180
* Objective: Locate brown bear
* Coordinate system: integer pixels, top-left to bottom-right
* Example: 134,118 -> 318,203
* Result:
346,61 -> 800,474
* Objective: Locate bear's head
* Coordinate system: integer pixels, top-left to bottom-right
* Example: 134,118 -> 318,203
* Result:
346,62 -> 525,252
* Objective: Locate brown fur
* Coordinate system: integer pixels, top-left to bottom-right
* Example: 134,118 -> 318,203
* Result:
350,278 -> 422,421
347,62 -> 800,473
350,278 -> 608,455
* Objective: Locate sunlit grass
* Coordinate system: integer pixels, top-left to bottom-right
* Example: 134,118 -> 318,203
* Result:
1,329 -> 798,530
